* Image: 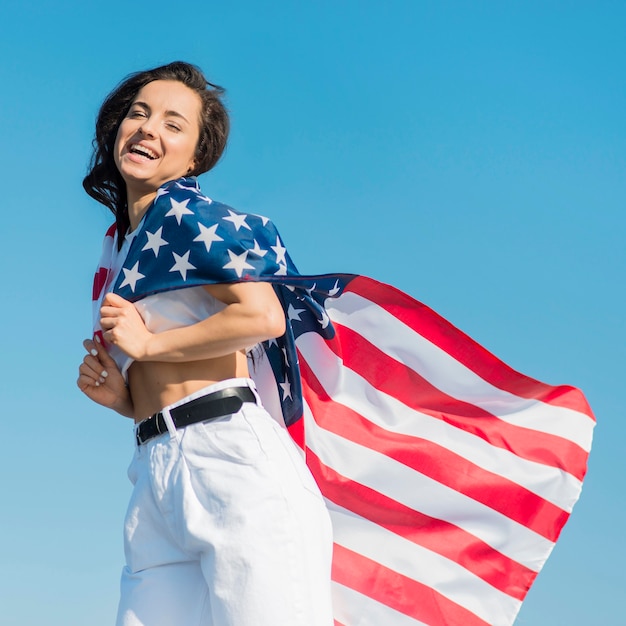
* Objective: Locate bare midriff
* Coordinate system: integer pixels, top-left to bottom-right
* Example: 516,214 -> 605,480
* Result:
128,350 -> 250,422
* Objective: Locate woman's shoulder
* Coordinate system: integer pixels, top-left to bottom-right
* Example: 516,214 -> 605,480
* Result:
152,177 -> 280,239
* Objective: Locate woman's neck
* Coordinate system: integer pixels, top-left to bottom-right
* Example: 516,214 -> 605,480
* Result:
127,190 -> 157,232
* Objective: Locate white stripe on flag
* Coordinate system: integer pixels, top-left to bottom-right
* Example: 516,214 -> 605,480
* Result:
332,581 -> 429,626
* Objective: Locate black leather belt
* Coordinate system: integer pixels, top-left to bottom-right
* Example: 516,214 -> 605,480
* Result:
135,386 -> 257,446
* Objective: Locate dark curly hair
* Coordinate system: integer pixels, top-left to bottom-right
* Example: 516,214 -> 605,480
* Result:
83,61 -> 229,243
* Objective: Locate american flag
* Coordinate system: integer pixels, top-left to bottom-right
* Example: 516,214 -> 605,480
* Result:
92,177 -> 594,625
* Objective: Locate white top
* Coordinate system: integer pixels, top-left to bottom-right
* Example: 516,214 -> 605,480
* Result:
111,286 -> 227,379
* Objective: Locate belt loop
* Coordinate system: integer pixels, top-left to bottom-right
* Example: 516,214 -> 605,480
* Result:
160,406 -> 178,439
246,378 -> 263,407
134,423 -> 142,447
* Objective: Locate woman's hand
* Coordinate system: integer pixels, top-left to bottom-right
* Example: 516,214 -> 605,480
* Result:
77,336 -> 134,418
100,292 -> 153,360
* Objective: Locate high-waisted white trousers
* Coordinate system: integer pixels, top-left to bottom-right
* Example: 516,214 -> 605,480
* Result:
115,378 -> 334,626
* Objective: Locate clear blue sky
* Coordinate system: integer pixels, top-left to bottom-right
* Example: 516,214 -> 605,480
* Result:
0,1 -> 623,624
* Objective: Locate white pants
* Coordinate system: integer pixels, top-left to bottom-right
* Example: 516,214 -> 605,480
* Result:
116,378 -> 334,626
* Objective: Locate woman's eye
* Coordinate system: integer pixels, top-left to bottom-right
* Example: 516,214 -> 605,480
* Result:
166,123 -> 182,132
128,109 -> 146,118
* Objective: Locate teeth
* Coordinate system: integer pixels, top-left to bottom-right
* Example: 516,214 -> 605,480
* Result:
130,144 -> 158,159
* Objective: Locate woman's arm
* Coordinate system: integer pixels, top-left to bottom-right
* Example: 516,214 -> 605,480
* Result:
77,337 -> 135,418
100,281 -> 286,363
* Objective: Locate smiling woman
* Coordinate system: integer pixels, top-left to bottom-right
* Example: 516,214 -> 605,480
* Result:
76,59 -> 594,626
77,62 -> 334,626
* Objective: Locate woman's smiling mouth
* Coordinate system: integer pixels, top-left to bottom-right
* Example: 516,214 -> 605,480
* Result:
129,143 -> 159,160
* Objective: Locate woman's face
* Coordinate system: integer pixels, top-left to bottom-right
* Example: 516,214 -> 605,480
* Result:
114,80 -> 202,198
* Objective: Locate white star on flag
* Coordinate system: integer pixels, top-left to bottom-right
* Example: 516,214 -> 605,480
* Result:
155,187 -> 169,201
317,309 -> 330,329
169,251 -> 196,280
223,209 -> 251,231
271,237 -> 287,264
194,223 -> 223,252
142,227 -> 168,257
287,303 -> 306,321
274,263 -> 287,276
165,198 -> 193,224
250,239 -> 268,257
223,249 -> 254,277
279,378 -> 292,400
328,280 -> 341,297
119,262 -> 145,292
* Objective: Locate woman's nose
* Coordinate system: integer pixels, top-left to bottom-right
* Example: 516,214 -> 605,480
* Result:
139,120 -> 157,138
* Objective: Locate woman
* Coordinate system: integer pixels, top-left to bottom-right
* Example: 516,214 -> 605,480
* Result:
78,61 -> 334,626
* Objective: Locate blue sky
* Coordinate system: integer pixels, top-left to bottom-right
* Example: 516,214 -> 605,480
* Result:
0,1 -> 623,624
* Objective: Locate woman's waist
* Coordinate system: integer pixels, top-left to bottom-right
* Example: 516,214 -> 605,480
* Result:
128,353 -> 250,422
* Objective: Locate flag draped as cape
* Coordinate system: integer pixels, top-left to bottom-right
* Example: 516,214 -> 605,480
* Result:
92,177 -> 594,626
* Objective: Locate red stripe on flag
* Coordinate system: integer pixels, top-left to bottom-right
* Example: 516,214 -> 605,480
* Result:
306,448 -> 536,599
332,543 -> 491,626
346,276 -> 594,420
327,321 -> 588,482
300,356 -> 568,542
92,267 -> 109,300
287,415 -> 305,449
